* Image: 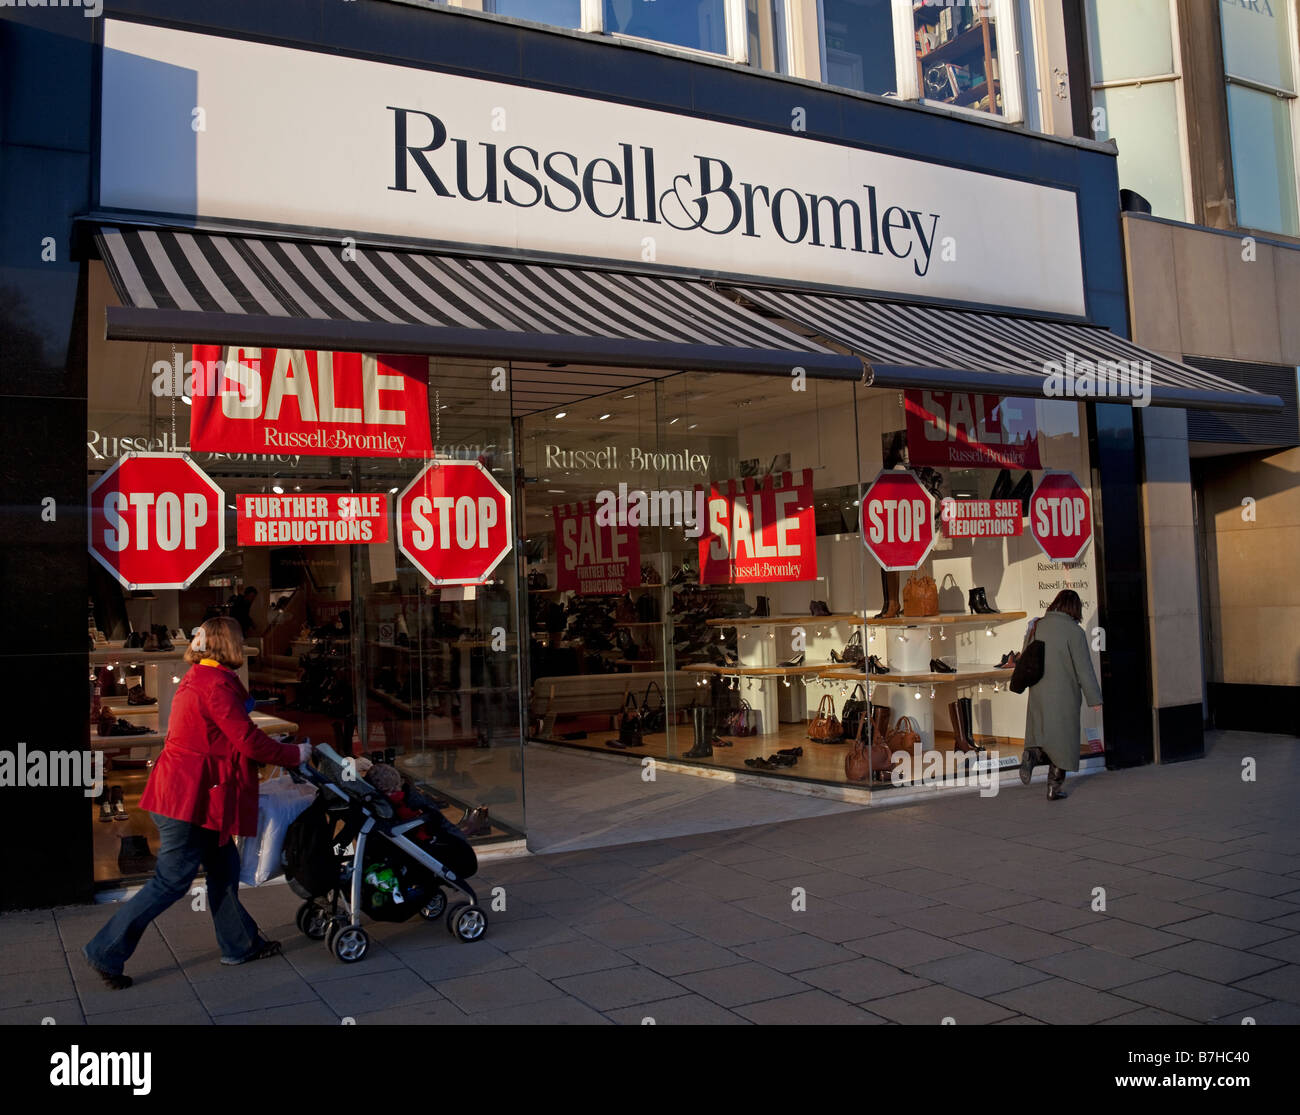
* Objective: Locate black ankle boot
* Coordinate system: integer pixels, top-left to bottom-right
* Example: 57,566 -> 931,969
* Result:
968,587 -> 998,615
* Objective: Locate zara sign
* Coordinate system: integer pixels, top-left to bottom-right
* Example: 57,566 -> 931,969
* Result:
100,20 -> 1087,315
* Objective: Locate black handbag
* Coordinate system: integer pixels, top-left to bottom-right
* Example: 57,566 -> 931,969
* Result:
640,681 -> 666,733
840,629 -> 865,665
841,683 -> 869,740
527,569 -> 549,590
1010,637 -> 1045,693
619,692 -> 643,746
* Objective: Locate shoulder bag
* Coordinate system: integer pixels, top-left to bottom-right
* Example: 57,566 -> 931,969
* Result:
886,715 -> 922,762
727,699 -> 759,737
808,694 -> 843,742
618,691 -> 643,747
841,683 -> 869,740
1009,637 -> 1045,694
640,681 -> 666,733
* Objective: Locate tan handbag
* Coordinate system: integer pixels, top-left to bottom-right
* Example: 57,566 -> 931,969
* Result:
886,715 -> 923,761
902,573 -> 939,617
845,715 -> 873,782
807,694 -> 842,742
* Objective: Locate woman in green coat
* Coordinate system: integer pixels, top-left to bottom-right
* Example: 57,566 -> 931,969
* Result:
1018,589 -> 1103,800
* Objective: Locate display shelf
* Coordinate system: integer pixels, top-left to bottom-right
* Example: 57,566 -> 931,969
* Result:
817,665 -> 1018,685
705,614 -> 861,627
90,711 -> 298,749
92,644 -> 259,664
683,662 -> 831,677
916,21 -> 986,67
852,611 -> 1026,628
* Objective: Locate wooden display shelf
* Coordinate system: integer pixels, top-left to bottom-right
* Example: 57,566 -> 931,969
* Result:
852,611 -> 1026,628
817,665 -> 1018,685
91,711 -> 299,749
683,662 -> 832,677
92,644 -> 259,664
705,614 -> 860,627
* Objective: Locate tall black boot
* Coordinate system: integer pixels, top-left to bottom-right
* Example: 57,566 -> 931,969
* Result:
1009,472 -> 1034,515
958,696 -> 981,752
1047,764 -> 1068,800
875,568 -> 901,619
990,469 -> 1012,500
684,706 -> 714,758
1019,745 -> 1043,785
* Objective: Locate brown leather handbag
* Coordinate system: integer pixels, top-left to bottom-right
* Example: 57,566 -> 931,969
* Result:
845,715 -> 873,782
902,573 -> 939,617
886,715 -> 922,761
808,694 -> 842,742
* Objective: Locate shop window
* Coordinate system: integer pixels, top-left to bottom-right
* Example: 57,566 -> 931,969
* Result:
85,264 -> 524,887
1085,0 -> 1189,220
487,0 -> 583,28
604,0 -> 729,55
1220,0 -> 1300,236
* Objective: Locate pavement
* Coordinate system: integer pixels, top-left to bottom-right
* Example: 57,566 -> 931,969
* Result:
2,728 -> 1299,1026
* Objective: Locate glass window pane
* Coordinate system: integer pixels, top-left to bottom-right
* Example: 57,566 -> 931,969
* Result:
822,0 -> 897,96
1085,0 -> 1174,82
1093,83 -> 1187,220
604,0 -> 728,54
913,0 -> 1002,113
1227,83 -> 1300,235
489,0 -> 581,28
1221,0 -> 1295,91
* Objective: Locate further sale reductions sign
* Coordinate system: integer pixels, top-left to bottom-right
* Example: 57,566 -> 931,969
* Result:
189,346 -> 433,458
397,460 -> 512,586
904,391 -> 1042,470
237,493 -> 389,546
1029,471 -> 1093,563
860,469 -> 936,571
553,501 -> 640,595
699,470 -> 817,585
89,453 -> 225,590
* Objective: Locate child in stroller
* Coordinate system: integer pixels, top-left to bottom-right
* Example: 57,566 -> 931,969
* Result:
284,744 -> 487,963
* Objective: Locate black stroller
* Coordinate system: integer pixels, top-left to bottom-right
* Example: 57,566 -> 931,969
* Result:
283,743 -> 488,963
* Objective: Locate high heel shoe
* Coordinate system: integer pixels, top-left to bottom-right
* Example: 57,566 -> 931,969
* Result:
867,655 -> 890,675
968,587 -> 998,615
779,652 -> 805,667
875,569 -> 901,619
929,658 -> 956,674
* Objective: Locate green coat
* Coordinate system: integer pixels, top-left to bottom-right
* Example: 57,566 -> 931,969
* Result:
1022,611 -> 1103,772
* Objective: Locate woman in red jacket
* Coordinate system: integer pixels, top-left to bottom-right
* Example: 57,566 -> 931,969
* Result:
85,617 -> 309,989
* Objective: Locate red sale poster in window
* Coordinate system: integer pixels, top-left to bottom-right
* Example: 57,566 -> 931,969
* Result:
698,470 -> 817,585
904,390 -> 1042,470
188,346 -> 433,458
552,501 -> 641,595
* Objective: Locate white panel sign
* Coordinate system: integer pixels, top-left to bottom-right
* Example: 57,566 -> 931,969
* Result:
100,20 -> 1086,315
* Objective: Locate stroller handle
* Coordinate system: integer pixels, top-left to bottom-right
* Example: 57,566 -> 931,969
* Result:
288,741 -> 395,819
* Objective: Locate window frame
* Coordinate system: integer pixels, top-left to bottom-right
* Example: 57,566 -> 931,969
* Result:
1085,0 -> 1194,221
1220,0 -> 1300,236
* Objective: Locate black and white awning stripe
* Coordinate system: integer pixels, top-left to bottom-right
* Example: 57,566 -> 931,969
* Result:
738,288 -> 1276,412
96,226 -> 855,379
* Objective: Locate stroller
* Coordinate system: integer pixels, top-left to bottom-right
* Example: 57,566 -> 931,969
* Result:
283,743 -> 487,963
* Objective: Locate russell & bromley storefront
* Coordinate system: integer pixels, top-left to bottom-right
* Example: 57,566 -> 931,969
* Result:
4,4 -> 1281,907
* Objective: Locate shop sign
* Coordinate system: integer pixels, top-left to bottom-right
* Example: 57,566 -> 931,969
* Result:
101,20 -> 1087,316
552,502 -> 641,595
237,493 -> 389,546
88,453 -> 225,590
904,391 -> 1042,470
189,346 -> 433,459
1029,471 -> 1092,563
860,469 -> 936,571
698,470 -> 817,585
940,498 -> 1024,539
397,460 -> 512,585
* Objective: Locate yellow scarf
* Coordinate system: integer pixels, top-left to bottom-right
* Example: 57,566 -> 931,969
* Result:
199,658 -> 224,669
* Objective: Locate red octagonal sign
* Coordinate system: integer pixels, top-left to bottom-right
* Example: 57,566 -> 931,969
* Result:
1029,471 -> 1093,563
397,460 -> 513,586
860,469 -> 936,571
89,453 -> 225,590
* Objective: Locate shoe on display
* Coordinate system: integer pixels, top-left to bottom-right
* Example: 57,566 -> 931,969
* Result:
109,718 -> 153,736
929,658 -> 956,674
777,747 -> 803,758
710,732 -> 733,748
779,652 -> 806,667
111,785 -> 128,821
127,684 -> 156,706
874,569 -> 902,620
968,587 -> 998,615
744,756 -> 775,770
867,655 -> 890,675
457,805 -> 491,837
809,600 -> 831,616
97,707 -> 115,738
98,796 -> 115,823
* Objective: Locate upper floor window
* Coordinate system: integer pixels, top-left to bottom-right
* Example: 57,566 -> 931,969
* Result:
1085,0 -> 1190,221
486,0 -> 582,27
604,0 -> 729,54
820,0 -> 897,95
1220,0 -> 1300,235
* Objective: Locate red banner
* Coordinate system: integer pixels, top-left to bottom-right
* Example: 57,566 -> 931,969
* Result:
699,470 -> 817,584
940,498 -> 1024,539
553,501 -> 640,594
237,493 -> 389,546
904,391 -> 1042,470
189,346 -> 433,458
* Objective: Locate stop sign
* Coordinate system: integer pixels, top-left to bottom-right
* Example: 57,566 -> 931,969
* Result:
88,453 -> 225,590
860,469 -> 936,571
397,460 -> 512,585
1029,471 -> 1093,563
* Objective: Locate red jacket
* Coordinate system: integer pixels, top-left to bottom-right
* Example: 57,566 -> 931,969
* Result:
140,661 -> 301,844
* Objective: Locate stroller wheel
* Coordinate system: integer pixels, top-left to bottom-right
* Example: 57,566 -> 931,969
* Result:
446,902 -> 488,943
295,900 -> 331,941
331,924 -> 369,963
418,890 -> 447,921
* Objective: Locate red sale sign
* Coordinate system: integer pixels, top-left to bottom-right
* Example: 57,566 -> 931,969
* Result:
553,502 -> 641,595
940,498 -> 1024,539
904,391 -> 1042,470
860,470 -> 936,571
189,346 -> 433,458
698,470 -> 817,585
237,493 -> 389,546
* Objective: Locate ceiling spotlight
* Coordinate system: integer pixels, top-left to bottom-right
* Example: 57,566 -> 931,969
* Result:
547,489 -> 565,494
272,485 -> 284,494
914,688 -> 922,700
555,412 -> 567,419
598,414 -> 612,421
668,417 -> 679,425
227,504 -> 237,510
687,423 -> 697,429
622,394 -> 636,399
389,487 -> 398,494
181,396 -> 192,406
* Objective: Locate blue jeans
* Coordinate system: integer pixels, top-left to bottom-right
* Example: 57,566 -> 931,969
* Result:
85,814 -> 263,974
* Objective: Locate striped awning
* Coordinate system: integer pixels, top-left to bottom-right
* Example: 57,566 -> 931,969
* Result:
736,288 -> 1280,413
94,226 -> 859,380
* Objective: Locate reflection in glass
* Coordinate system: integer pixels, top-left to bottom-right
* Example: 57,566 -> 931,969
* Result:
1085,0 -> 1174,83
1220,0 -> 1295,90
1093,83 -> 1187,221
912,0 -> 1002,113
821,0 -> 897,95
604,0 -> 728,54
1227,84 -> 1300,236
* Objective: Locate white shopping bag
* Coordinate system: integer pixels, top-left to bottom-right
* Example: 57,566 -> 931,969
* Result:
239,774 -> 315,887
